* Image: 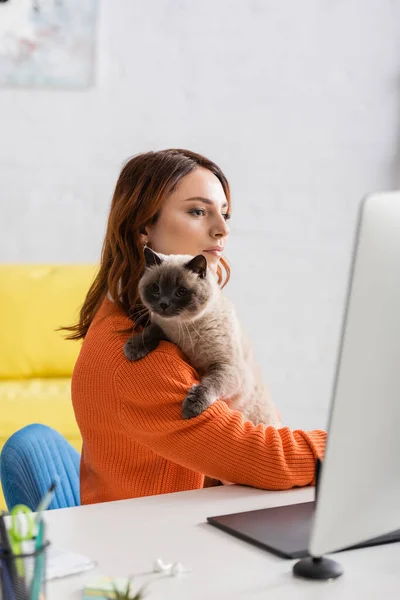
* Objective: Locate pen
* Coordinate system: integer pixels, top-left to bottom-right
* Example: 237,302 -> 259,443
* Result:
30,520 -> 45,600
35,482 -> 56,525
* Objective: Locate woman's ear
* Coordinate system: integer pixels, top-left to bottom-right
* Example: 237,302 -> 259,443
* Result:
139,226 -> 148,247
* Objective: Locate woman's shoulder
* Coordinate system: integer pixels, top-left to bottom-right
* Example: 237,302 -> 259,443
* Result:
150,339 -> 196,369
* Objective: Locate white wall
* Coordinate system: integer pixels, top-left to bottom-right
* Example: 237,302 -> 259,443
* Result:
1,0 -> 400,430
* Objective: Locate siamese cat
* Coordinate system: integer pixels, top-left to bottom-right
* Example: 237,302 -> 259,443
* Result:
124,247 -> 281,427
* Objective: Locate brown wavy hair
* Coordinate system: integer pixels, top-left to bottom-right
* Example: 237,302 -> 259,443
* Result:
62,148 -> 231,340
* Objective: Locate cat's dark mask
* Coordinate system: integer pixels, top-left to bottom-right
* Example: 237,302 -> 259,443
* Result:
141,249 -> 209,318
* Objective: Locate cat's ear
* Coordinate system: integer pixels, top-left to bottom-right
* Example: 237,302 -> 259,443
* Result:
144,247 -> 163,268
185,254 -> 207,279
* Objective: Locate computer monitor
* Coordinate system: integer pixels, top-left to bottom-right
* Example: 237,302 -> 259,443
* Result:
302,191 -> 400,574
208,192 -> 400,580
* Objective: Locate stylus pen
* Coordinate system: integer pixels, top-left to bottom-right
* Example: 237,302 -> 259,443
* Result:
35,482 -> 56,525
30,520 -> 45,600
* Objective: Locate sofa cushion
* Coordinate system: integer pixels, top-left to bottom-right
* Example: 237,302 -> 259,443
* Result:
0,377 -> 81,509
0,264 -> 97,378
0,378 -> 82,451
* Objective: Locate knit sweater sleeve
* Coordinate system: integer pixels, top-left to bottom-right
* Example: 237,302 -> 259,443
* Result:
116,345 -> 326,490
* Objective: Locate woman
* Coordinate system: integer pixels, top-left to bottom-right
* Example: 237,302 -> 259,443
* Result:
67,148 -> 326,505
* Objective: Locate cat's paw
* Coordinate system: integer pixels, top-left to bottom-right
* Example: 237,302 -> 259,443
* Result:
182,385 -> 211,419
123,336 -> 150,361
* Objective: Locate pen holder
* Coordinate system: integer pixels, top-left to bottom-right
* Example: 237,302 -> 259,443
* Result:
0,540 -> 50,600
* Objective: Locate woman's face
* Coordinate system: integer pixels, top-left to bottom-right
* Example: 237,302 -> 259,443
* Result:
144,168 -> 230,272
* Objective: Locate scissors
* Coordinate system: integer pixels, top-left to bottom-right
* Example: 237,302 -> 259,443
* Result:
8,504 -> 36,576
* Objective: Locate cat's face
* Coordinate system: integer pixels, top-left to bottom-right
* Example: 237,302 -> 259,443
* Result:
138,248 -> 215,320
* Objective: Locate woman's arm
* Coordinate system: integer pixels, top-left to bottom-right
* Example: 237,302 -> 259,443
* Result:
116,345 -> 326,490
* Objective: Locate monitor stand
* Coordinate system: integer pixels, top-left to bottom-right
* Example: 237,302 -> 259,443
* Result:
293,556 -> 343,580
292,459 -> 344,580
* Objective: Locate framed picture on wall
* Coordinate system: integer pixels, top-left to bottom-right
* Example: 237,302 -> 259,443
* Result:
0,0 -> 98,88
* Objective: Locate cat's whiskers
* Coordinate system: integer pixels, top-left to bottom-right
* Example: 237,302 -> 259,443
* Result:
129,306 -> 150,325
174,320 -> 182,347
191,322 -> 204,340
178,321 -> 184,348
185,320 -> 205,345
184,321 -> 195,355
132,309 -> 148,321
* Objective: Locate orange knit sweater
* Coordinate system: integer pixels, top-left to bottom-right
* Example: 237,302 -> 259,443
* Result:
72,297 -> 326,505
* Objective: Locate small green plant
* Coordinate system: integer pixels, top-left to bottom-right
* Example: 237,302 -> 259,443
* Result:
109,577 -> 148,600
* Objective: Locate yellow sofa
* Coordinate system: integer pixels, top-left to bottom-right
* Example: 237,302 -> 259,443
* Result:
0,264 -> 97,508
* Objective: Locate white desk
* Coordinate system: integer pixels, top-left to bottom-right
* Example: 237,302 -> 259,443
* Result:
45,484 -> 400,599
